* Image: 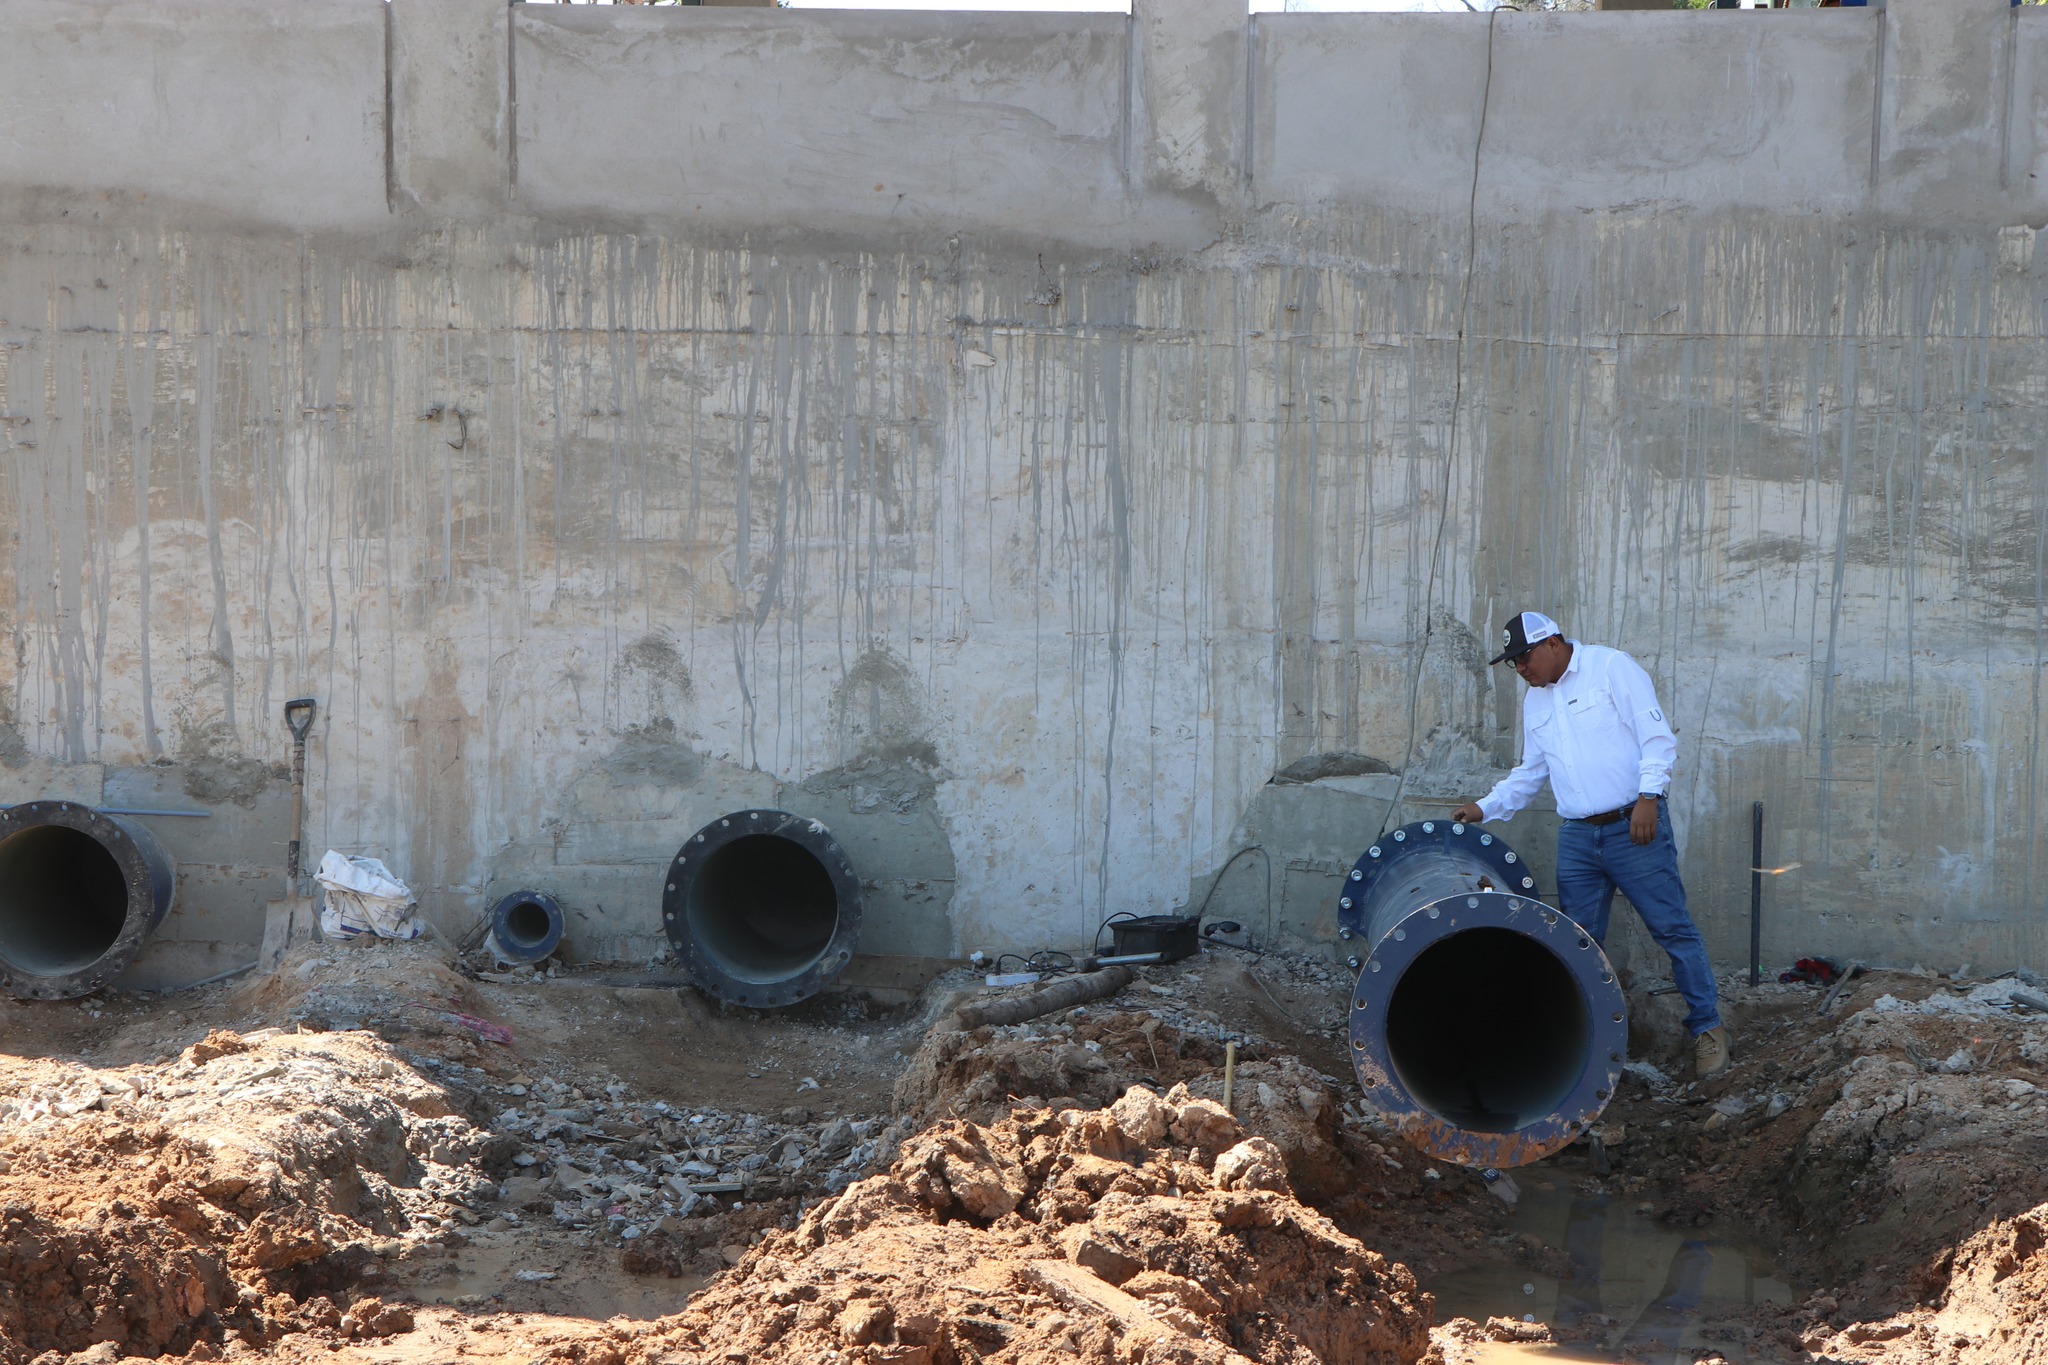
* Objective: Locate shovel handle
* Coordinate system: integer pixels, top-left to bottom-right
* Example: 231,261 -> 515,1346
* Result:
285,697 -> 317,744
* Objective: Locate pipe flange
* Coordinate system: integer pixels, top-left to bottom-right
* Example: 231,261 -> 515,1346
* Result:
486,888 -> 565,965
0,801 -> 178,1000
1348,890 -> 1628,1168
1337,819 -> 1538,939
662,809 -> 862,1009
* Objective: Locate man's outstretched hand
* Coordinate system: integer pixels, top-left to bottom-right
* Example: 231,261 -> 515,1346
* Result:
1451,802 -> 1484,825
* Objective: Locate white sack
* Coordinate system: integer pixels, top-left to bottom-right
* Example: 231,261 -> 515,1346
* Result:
314,851 -> 422,940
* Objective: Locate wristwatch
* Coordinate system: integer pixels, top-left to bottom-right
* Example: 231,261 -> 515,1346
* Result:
1637,792 -> 1664,802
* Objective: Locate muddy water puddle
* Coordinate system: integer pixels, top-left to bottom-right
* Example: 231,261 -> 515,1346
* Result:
1427,1177 -> 1799,1364
395,1236 -> 709,1319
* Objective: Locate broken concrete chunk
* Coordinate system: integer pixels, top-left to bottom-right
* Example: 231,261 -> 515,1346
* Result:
1168,1096 -> 1242,1153
816,1116 -> 856,1158
1212,1136 -> 1289,1194
1108,1085 -> 1171,1146
549,1164 -> 598,1196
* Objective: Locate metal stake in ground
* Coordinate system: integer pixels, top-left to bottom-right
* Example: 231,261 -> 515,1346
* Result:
284,698 -> 317,887
1750,801 -> 1765,988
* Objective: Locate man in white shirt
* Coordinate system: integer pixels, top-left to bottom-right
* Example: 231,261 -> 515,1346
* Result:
1451,611 -> 1729,1080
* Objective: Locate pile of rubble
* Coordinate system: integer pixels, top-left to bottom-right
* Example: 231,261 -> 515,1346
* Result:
486,1076 -> 908,1244
572,1083 -> 1433,1365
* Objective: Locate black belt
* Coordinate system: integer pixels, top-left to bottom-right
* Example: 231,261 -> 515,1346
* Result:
1576,806 -> 1636,827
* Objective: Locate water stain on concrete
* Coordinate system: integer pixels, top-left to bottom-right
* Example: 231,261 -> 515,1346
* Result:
408,645 -> 479,918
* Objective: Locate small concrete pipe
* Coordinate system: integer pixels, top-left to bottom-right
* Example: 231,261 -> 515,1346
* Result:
0,801 -> 177,1000
1340,820 -> 1627,1169
662,809 -> 862,1008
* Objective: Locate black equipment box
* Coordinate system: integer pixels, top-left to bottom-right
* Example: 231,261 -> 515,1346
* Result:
1108,914 -> 1199,963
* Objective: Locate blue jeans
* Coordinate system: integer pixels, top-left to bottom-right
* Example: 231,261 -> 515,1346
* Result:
1556,804 -> 1722,1036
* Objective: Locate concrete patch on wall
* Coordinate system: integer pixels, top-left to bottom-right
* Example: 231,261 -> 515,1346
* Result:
1193,737 -> 1569,970
0,693 -> 30,770
787,649 -> 956,959
789,741 -> 956,960
601,718 -> 704,790
617,633 -> 694,722
101,762 -> 289,992
173,717 -> 275,808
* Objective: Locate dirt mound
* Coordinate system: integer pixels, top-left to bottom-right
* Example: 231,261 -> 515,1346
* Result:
1158,1056 -> 1357,1203
0,1029 -> 495,1362
234,937 -> 508,1055
1804,1200 -> 2048,1364
894,1010 -> 1230,1124
1579,971 -> 2048,1318
1426,1315 -> 1554,1363
1776,994 -> 2048,1284
617,1084 -> 1433,1364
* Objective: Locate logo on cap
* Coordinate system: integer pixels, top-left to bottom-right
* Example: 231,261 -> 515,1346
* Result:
1488,611 -> 1562,666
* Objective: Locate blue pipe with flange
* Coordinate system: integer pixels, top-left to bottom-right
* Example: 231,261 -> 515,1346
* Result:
486,889 -> 565,965
1340,819 -> 1628,1169
662,809 -> 862,1009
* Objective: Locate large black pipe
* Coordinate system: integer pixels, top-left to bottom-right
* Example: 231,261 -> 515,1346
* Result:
662,809 -> 862,1008
0,801 -> 177,1000
1340,819 -> 1627,1168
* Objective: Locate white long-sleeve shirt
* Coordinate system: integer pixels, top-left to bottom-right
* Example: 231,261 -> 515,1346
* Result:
1476,642 -> 1678,823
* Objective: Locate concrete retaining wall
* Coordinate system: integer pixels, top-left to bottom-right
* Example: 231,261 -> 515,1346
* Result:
1,0 -> 2045,986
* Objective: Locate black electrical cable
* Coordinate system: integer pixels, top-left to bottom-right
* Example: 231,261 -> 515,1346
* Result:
1377,6 -> 1500,841
994,949 -> 1080,979
1189,845 -> 1273,945
1091,912 -> 1136,957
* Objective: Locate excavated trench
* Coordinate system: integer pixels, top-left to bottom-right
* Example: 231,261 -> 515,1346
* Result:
1,939 -> 2045,1365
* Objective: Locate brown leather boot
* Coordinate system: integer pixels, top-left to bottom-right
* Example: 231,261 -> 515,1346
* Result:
1694,1026 -> 1731,1080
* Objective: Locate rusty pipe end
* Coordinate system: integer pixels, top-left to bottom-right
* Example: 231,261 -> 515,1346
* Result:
1348,889 -> 1627,1169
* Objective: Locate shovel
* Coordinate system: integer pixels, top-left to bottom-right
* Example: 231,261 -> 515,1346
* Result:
261,697 -> 319,972
284,697 -> 317,884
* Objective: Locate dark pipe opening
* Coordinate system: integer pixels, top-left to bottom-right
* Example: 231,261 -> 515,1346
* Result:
1385,927 -> 1591,1133
500,900 -> 554,950
684,834 -> 838,985
0,825 -> 132,977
